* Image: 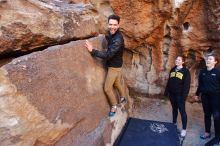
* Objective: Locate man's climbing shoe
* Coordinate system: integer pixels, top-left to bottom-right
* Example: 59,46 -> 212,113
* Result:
108,111 -> 116,117
108,106 -> 117,117
120,97 -> 127,104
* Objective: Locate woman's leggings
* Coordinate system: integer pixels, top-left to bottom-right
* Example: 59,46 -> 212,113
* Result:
169,93 -> 187,130
201,93 -> 220,136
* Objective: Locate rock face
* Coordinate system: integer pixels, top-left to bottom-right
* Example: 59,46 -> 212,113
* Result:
110,0 -> 173,95
0,0 -> 101,55
110,0 -> 220,97
204,0 -> 220,69
0,35 -> 128,146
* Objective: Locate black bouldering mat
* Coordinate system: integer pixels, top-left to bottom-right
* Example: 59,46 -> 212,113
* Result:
114,117 -> 180,146
205,136 -> 220,146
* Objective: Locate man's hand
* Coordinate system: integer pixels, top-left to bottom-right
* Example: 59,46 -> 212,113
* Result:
85,40 -> 93,52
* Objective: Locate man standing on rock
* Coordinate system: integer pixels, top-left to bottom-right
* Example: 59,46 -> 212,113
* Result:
85,14 -> 126,117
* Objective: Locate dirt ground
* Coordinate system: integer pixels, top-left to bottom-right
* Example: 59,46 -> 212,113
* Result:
130,97 -> 215,146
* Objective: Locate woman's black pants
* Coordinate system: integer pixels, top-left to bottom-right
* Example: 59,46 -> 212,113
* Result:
169,93 -> 187,130
201,93 -> 220,136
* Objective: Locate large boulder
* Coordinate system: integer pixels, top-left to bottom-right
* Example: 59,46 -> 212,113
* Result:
0,0 -> 101,54
0,35 -> 128,146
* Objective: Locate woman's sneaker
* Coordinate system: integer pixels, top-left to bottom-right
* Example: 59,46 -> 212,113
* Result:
200,133 -> 211,139
181,130 -> 186,137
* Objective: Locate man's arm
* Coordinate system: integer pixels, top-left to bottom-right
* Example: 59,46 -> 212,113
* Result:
85,37 -> 123,59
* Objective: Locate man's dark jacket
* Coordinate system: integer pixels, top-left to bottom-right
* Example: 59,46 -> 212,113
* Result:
91,30 -> 124,68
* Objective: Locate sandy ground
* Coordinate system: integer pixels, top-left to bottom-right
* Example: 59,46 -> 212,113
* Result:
130,97 -> 215,146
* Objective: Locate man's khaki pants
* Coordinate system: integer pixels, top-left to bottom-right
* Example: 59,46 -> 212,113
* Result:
104,67 -> 126,106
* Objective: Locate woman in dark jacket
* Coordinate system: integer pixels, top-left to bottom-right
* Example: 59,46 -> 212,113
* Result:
194,54 -> 220,139
164,56 -> 191,137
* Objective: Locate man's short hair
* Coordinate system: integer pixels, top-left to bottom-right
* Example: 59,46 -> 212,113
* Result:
108,14 -> 120,24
